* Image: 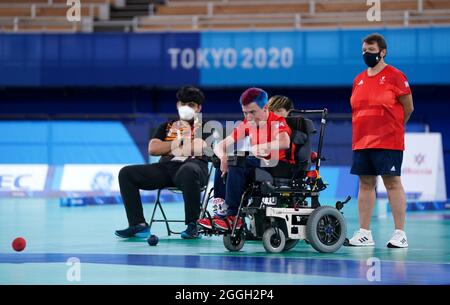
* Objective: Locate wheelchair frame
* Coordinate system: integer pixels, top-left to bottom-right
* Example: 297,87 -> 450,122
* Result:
199,108 -> 351,253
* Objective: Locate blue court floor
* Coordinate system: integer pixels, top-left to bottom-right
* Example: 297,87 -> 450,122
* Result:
1,198 -> 449,285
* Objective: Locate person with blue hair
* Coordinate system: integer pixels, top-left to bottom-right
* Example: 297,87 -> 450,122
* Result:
198,87 -> 294,231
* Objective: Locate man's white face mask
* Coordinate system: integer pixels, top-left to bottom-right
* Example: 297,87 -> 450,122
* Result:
178,105 -> 196,121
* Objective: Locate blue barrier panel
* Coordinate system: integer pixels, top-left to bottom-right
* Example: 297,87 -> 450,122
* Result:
0,33 -> 200,86
0,27 -> 449,86
199,27 -> 450,86
0,121 -> 144,164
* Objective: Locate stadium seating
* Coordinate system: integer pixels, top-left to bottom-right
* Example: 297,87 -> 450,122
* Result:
0,0 -> 449,32
137,0 -> 450,31
0,0 -> 113,32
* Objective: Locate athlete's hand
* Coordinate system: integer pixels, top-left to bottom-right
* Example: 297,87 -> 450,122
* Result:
220,157 -> 228,177
251,144 -> 270,158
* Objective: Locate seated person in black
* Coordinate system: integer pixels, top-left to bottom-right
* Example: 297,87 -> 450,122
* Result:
115,86 -> 208,239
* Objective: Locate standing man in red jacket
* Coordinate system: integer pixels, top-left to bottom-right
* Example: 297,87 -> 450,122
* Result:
349,33 -> 414,248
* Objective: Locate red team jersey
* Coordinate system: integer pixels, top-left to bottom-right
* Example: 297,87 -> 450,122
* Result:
350,65 -> 412,151
232,111 -> 294,163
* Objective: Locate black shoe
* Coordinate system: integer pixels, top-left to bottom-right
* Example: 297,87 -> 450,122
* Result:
115,223 -> 150,238
181,222 -> 201,239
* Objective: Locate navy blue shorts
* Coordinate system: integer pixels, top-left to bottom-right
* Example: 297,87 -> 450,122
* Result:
350,149 -> 403,176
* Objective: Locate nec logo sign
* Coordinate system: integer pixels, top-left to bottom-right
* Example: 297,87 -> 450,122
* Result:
0,175 -> 32,190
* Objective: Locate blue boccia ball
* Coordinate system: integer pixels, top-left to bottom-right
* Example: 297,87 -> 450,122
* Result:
147,234 -> 159,246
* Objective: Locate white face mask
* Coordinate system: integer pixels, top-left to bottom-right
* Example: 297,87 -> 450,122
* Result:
178,105 -> 196,121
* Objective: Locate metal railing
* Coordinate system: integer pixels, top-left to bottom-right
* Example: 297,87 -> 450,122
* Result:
136,9 -> 450,31
3,10 -> 449,33
0,3 -> 110,20
0,16 -> 94,32
0,2 -> 110,32
163,0 -> 432,8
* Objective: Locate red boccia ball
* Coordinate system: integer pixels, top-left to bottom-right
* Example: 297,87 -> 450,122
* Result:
12,237 -> 26,252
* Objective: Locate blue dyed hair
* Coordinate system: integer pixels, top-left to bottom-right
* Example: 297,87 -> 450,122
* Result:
239,87 -> 268,108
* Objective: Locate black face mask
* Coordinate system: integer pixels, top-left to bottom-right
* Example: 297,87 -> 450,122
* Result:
363,51 -> 382,68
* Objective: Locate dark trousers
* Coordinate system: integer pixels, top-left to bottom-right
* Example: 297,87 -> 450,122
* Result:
214,157 -> 262,216
214,157 -> 293,215
118,159 -> 208,226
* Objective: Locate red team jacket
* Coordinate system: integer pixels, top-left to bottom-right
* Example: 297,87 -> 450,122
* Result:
350,65 -> 412,151
232,111 -> 295,163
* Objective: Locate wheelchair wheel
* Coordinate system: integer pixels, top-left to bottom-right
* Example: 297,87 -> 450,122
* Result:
262,227 -> 286,253
223,233 -> 245,252
283,239 -> 299,252
306,206 -> 347,253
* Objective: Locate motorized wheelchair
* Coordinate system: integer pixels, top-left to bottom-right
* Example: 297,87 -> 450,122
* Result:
199,109 -> 351,253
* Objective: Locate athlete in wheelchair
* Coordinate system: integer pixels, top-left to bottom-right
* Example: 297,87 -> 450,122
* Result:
198,88 -> 350,253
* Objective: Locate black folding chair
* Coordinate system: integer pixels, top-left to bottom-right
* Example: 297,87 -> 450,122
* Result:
148,162 -> 214,235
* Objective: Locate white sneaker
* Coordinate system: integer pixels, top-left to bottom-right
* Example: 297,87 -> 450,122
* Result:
387,230 -> 408,248
212,198 -> 228,217
348,228 -> 375,247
